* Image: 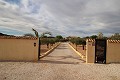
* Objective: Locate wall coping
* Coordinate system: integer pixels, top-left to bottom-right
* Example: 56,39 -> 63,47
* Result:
0,36 -> 38,40
107,40 -> 120,43
87,39 -> 120,43
87,39 -> 95,42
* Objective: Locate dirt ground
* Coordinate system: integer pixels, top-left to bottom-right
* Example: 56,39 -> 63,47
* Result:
41,44 -> 57,55
0,43 -> 120,80
70,43 -> 86,56
41,45 -> 49,54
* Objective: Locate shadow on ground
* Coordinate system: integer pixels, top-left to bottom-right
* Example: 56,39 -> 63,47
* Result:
39,60 -> 82,64
40,55 -> 86,64
46,55 -> 85,61
39,43 -> 86,64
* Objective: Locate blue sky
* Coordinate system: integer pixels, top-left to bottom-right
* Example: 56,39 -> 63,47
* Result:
0,0 -> 120,37
5,0 -> 20,4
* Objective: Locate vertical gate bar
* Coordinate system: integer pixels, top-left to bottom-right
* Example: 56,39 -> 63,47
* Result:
104,40 -> 107,64
95,39 -> 97,63
38,37 -> 41,60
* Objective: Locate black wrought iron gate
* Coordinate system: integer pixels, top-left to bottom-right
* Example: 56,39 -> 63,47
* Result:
38,37 -> 41,60
95,39 -> 106,64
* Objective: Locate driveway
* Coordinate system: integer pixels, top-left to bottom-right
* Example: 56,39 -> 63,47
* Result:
40,42 -> 85,64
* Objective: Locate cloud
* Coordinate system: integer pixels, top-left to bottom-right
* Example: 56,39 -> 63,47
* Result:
0,0 -> 120,37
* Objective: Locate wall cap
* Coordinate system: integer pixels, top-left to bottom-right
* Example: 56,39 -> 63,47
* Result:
87,39 -> 95,42
107,39 -> 120,43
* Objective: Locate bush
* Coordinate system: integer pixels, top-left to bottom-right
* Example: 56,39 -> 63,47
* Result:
40,38 -> 57,48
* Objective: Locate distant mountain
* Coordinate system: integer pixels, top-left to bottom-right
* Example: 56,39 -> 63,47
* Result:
0,32 -> 14,36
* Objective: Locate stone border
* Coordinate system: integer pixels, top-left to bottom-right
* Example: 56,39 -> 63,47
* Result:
40,42 -> 61,59
68,43 -> 86,59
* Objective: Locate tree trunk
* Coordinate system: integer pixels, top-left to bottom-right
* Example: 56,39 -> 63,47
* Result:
82,45 -> 84,50
76,44 -> 77,51
47,43 -> 49,48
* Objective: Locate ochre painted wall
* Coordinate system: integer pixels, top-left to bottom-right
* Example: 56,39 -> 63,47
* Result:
86,39 -> 120,64
86,40 -> 95,63
106,41 -> 120,63
0,38 -> 38,61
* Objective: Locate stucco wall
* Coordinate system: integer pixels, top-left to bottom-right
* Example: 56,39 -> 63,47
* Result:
86,39 -> 120,64
86,39 -> 95,63
0,37 -> 38,61
106,41 -> 120,63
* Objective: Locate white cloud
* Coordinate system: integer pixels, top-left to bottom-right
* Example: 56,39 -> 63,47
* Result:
0,0 -> 120,37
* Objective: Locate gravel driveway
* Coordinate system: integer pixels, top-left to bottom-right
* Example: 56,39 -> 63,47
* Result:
0,43 -> 120,80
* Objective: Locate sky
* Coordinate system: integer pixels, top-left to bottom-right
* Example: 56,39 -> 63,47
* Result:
0,0 -> 120,37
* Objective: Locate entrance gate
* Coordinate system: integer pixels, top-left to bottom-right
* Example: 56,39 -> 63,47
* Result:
95,39 -> 106,64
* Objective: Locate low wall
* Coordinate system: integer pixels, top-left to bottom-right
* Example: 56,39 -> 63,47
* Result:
106,40 -> 120,63
0,36 -> 38,61
86,39 -> 120,64
86,39 -> 95,63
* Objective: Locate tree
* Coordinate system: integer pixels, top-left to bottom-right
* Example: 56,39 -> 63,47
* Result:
55,35 -> 63,42
74,38 -> 81,50
114,33 -> 119,36
23,33 -> 35,37
79,39 -> 86,50
110,33 -> 120,40
40,38 -> 49,48
41,31 -> 52,38
97,32 -> 103,39
90,35 -> 97,39
56,35 -> 63,39
70,38 -> 86,50
32,28 -> 39,37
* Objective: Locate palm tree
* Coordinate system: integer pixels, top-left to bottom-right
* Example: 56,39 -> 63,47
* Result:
97,32 -> 103,39
32,28 -> 39,37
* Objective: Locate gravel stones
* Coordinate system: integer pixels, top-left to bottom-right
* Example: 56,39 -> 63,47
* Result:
0,43 -> 120,80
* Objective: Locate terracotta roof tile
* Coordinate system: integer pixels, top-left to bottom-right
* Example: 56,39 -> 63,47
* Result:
87,39 -> 95,42
108,40 -> 120,43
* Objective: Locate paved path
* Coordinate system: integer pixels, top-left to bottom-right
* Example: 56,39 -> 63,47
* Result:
40,42 -> 85,64
0,43 -> 120,80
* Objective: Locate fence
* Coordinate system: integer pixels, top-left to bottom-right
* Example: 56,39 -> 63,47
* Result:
0,36 -> 38,61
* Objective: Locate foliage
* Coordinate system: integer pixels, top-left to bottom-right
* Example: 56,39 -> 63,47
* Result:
90,35 -> 97,39
32,28 -> 39,37
40,38 -> 57,48
110,33 -> 120,40
70,37 -> 86,50
41,32 -> 52,38
40,38 -> 49,45
23,33 -> 35,37
97,32 -> 103,39
56,35 -> 63,40
70,38 -> 86,45
48,38 -> 55,44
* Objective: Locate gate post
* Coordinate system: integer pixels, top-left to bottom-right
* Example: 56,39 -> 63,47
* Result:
86,39 -> 95,63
